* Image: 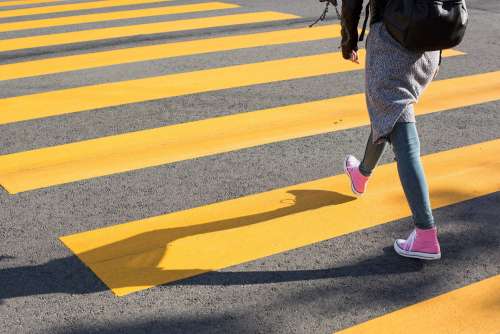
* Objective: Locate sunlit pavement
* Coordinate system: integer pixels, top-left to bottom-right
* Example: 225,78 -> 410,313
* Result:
0,0 -> 499,333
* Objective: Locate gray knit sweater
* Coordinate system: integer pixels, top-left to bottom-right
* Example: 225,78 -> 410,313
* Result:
365,22 -> 440,143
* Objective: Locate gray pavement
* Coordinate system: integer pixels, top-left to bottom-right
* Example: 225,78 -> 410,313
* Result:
0,0 -> 499,333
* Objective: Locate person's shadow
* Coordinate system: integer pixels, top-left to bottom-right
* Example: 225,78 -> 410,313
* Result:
1,189 -> 359,299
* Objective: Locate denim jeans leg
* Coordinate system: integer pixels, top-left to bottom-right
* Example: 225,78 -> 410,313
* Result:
359,131 -> 388,177
390,122 -> 435,229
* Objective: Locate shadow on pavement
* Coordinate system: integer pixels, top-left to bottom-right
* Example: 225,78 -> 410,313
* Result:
1,189 -> 356,299
1,192 -> 498,307
62,189 -> 356,294
49,215 -> 499,334
172,246 -> 424,286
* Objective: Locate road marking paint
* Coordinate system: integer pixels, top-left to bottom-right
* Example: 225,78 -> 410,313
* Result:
0,0 -> 173,19
60,139 -> 500,296
337,275 -> 500,334
0,49 -> 461,124
0,2 -> 240,33
0,24 -> 342,80
0,69 -> 496,194
0,0 -> 59,8
0,11 -> 298,52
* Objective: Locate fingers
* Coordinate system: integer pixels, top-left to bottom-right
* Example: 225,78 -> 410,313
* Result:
350,50 -> 360,64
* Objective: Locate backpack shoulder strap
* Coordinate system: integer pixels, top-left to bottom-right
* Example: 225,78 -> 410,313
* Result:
359,1 -> 370,41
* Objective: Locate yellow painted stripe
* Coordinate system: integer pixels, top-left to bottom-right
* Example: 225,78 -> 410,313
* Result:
59,139 -> 500,296
0,24 -> 342,81
0,11 -> 298,52
0,0 -> 59,8
337,275 -> 500,334
0,69 -> 496,194
0,2 -> 240,33
0,0 -> 173,19
0,49 -> 461,125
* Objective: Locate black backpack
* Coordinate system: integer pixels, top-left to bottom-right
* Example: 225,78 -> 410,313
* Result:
360,0 -> 469,52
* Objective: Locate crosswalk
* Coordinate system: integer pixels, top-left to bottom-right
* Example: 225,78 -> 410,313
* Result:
60,139 -> 500,296
0,0 -> 60,8
1,0 -> 499,332
0,24 -> 342,80
337,275 -> 500,334
0,2 -> 240,33
0,11 -> 297,52
0,49 -> 462,124
0,0 -> 174,18
1,70 -> 498,193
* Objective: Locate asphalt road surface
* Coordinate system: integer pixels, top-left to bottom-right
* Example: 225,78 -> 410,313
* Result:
0,0 -> 499,333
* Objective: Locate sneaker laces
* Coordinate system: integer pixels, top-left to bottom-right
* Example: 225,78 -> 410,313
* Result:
405,229 -> 417,251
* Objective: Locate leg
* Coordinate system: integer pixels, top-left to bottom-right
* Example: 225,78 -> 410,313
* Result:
389,122 -> 434,229
391,122 -> 440,260
344,130 -> 387,195
359,130 -> 388,177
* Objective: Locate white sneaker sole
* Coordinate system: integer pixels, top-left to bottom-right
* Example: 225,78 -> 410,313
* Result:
343,155 -> 363,197
393,240 -> 441,260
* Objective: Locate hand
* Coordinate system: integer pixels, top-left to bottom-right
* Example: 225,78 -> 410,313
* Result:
350,50 -> 359,64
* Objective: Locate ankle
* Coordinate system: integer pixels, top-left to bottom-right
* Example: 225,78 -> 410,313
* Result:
415,226 -> 437,234
358,163 -> 372,177
414,227 -> 440,251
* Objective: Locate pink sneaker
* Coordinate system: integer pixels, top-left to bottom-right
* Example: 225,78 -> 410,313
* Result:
344,155 -> 369,196
394,227 -> 441,260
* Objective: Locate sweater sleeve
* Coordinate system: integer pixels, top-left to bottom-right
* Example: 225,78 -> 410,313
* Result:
340,0 -> 364,59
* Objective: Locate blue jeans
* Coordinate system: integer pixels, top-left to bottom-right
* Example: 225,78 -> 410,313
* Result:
359,122 -> 435,229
